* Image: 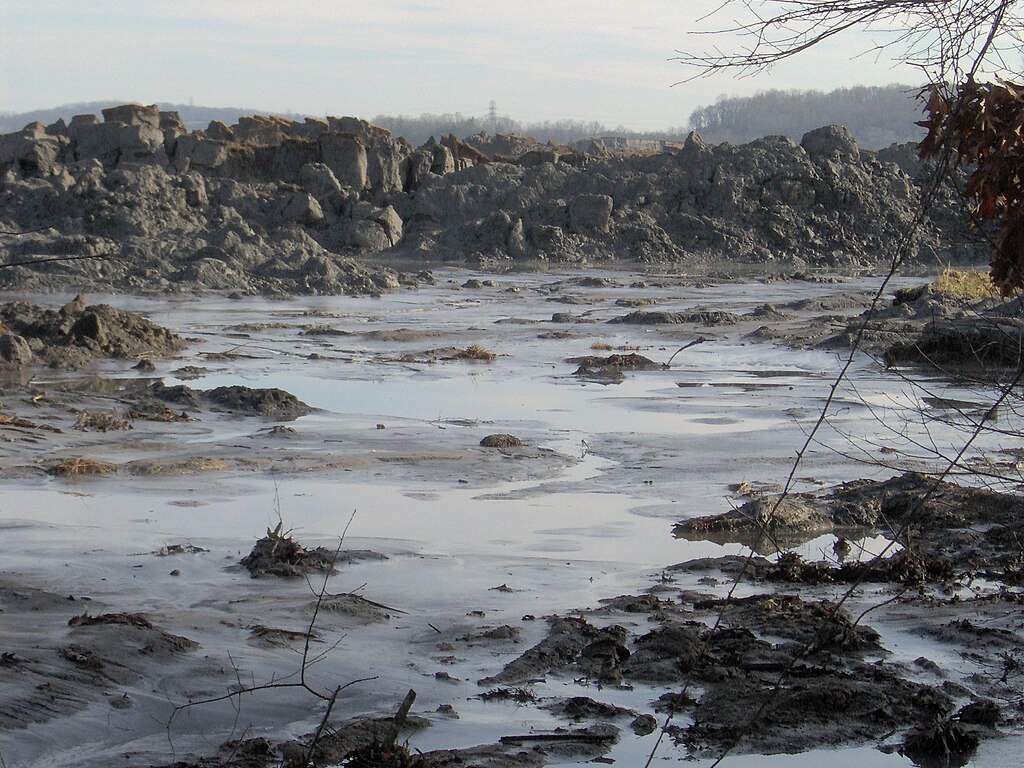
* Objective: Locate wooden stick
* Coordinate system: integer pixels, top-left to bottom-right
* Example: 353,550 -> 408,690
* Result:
378,688 -> 418,748
500,731 -> 614,745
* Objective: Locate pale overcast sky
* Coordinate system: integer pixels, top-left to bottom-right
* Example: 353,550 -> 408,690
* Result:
1,1 -> 921,128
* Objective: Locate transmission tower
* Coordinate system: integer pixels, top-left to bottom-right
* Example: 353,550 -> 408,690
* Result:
488,100 -> 498,134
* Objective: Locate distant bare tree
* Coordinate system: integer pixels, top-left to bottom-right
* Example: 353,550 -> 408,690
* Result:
687,84 -> 923,146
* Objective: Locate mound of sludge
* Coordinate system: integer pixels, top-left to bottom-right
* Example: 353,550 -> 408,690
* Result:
0,104 -> 986,295
0,294 -> 183,368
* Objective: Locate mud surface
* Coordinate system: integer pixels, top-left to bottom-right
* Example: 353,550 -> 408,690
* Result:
0,592 -> 197,733
1,271 -> 1022,768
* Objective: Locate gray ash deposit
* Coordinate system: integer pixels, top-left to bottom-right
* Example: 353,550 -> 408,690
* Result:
0,104 -> 984,295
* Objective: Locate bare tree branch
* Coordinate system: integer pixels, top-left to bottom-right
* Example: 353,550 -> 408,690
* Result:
676,1 -> 1024,83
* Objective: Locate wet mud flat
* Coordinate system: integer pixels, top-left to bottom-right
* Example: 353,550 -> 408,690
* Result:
1,269 -> 1023,767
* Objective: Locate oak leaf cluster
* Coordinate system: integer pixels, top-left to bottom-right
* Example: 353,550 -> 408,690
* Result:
920,80 -> 1024,294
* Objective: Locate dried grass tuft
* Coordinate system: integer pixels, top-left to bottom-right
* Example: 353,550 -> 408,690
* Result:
458,344 -> 497,362
931,268 -> 1000,301
49,457 -> 116,477
74,410 -> 133,432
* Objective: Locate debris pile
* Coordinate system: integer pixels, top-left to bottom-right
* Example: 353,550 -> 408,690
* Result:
240,525 -> 338,578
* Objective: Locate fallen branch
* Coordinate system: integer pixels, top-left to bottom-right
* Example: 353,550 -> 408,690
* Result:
666,336 -> 707,367
0,225 -> 52,236
305,684 -> 343,767
0,252 -> 119,270
500,731 -> 615,745
169,510 -> 378,759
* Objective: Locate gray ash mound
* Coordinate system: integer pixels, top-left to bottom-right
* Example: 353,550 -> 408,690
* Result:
205,385 -> 313,419
814,280 -> 1024,375
0,294 -> 183,367
143,381 -> 312,420
0,105 -> 985,295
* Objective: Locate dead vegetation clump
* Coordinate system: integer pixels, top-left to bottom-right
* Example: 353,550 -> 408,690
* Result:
398,345 -> 497,364
74,410 -> 133,432
479,687 -> 538,703
899,269 -> 1000,303
444,344 -> 497,362
240,524 -> 338,578
900,718 -> 981,767
48,457 -> 116,477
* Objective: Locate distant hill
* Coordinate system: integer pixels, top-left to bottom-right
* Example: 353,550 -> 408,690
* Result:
369,113 -> 671,147
0,101 -> 687,148
0,101 -> 315,133
3,87 -> 925,150
688,85 -> 925,149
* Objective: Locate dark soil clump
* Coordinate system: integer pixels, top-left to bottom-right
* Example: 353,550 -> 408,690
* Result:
674,494 -> 835,550
609,310 -> 740,326
541,696 -> 636,722
569,353 -> 662,377
885,316 -> 1024,371
316,592 -> 394,623
688,668 -> 951,756
474,584 -> 959,758
900,719 -> 980,768
692,593 -> 881,653
205,386 -> 312,420
819,286 -> 1024,378
398,345 -> 497,364
675,472 -> 1024,576
147,381 -> 203,409
480,434 -> 523,448
240,526 -> 339,578
479,617 -> 629,686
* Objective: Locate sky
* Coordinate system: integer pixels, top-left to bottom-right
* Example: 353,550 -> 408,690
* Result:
0,1 -> 924,129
